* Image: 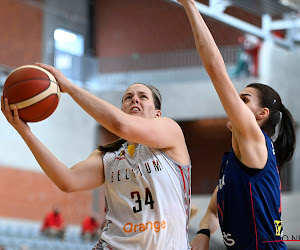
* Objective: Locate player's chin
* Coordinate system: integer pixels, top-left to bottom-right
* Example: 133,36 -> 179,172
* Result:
226,120 -> 232,132
128,112 -> 142,117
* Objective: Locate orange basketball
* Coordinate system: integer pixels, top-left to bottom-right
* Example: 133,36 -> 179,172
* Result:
3,65 -> 60,122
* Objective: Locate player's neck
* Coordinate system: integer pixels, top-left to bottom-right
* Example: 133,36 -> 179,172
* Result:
127,141 -> 137,146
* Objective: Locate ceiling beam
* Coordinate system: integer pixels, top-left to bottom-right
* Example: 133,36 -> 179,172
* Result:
169,0 -> 265,38
269,18 -> 300,30
169,0 -> 300,48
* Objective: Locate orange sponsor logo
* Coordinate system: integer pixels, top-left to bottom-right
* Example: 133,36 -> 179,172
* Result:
123,220 -> 166,233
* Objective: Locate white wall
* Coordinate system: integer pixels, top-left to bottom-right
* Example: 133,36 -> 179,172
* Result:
0,94 -> 98,172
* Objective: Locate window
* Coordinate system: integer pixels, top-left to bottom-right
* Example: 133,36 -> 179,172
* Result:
54,28 -> 85,86
54,28 -> 84,56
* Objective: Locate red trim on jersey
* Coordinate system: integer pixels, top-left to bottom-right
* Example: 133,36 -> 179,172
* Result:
178,165 -> 186,193
263,240 -> 300,243
217,203 -> 223,222
188,167 -> 191,195
276,167 -> 282,213
249,182 -> 258,250
178,165 -> 189,219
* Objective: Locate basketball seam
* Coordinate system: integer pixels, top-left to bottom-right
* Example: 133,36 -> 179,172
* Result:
3,79 -> 58,95
9,81 -> 59,109
28,94 -> 59,122
5,65 -> 57,83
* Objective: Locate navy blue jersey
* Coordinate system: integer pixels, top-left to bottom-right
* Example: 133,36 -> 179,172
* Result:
217,130 -> 286,249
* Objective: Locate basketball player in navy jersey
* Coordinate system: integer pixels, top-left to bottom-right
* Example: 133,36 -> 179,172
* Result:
178,0 -> 296,249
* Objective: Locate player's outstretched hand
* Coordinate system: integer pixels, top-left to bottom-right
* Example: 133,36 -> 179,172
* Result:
35,63 -> 73,93
1,96 -> 30,134
190,234 -> 209,250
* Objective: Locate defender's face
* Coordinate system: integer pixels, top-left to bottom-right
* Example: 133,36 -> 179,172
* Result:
227,87 -> 262,131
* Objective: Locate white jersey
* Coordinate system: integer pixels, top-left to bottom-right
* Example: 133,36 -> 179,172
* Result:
98,142 -> 191,250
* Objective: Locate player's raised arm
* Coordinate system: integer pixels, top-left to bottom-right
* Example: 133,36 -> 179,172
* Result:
36,63 -> 189,165
177,0 -> 260,138
177,0 -> 268,169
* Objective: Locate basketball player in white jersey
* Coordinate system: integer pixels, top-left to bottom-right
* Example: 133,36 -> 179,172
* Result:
1,63 -> 192,249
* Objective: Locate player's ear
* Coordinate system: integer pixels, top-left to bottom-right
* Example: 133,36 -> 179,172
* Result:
155,110 -> 161,118
256,107 -> 269,120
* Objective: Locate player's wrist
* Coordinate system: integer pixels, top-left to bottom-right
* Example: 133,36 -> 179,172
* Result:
196,228 -> 210,238
65,80 -> 79,96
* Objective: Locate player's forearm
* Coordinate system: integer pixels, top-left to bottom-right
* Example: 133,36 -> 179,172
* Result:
199,209 -> 219,234
180,0 -> 240,122
198,186 -> 219,234
180,0 -> 225,73
20,131 -> 72,191
65,83 -> 126,136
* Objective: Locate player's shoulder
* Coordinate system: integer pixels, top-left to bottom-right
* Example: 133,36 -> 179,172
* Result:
157,117 -> 184,134
83,150 -> 105,168
157,116 -> 177,124
89,149 -> 105,159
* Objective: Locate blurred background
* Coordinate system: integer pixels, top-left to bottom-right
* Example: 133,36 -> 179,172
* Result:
0,0 -> 300,249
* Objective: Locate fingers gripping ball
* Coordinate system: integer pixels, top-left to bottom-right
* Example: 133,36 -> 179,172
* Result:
3,65 -> 60,122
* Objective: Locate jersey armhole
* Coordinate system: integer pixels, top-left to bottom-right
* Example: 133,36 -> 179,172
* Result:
232,148 -> 263,176
239,162 -> 263,176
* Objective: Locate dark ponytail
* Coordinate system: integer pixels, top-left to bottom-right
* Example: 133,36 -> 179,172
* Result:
247,83 -> 296,172
273,105 -> 296,171
98,138 -> 126,153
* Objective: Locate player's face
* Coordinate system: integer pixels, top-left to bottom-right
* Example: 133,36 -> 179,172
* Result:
239,87 -> 263,115
121,84 -> 161,119
227,87 -> 263,130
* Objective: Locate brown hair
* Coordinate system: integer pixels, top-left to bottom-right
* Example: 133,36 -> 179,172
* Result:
247,83 -> 296,172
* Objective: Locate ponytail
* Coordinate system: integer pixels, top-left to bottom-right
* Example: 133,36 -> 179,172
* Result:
97,138 -> 126,153
247,83 -> 296,172
274,105 -> 296,172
